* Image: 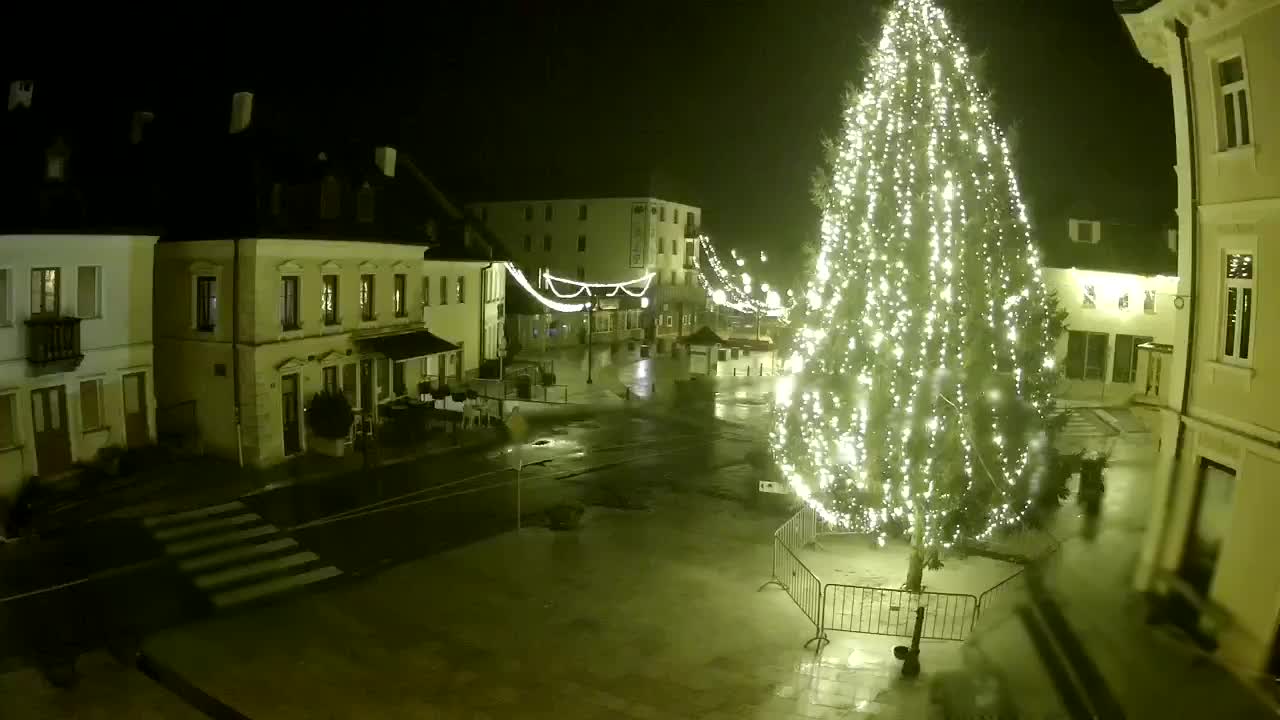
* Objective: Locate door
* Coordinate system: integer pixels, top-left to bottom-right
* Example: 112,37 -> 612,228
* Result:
281,373 -> 301,456
31,385 -> 72,476
1112,335 -> 1153,384
1180,459 -> 1236,597
123,371 -> 149,448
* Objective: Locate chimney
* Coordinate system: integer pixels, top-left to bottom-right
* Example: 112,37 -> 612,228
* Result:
375,146 -> 397,177
131,111 -> 155,144
7,80 -> 33,111
230,91 -> 253,134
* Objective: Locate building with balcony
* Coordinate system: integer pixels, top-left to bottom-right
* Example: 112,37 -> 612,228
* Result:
0,82 -> 160,494
1039,217 -> 1178,403
154,93 -> 505,467
1120,0 -> 1280,682
470,195 -> 706,353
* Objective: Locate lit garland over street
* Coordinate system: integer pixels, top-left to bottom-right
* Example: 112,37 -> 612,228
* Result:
695,236 -> 785,317
771,0 -> 1059,591
504,263 -> 654,312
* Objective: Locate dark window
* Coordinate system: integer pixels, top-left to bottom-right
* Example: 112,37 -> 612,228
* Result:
1064,330 -> 1108,380
1112,334 -> 1152,384
323,365 -> 338,394
322,275 -> 339,326
356,183 -> 375,223
577,266 -> 585,281
480,207 -> 488,222
544,204 -> 553,221
659,206 -> 666,222
422,276 -> 430,307
543,235 -> 552,251
1181,459 -> 1236,596
578,235 -> 587,252
360,274 -> 375,321
394,274 -> 407,317
578,204 -> 588,220
657,238 -> 665,254
378,357 -> 390,400
524,235 -> 532,251
673,208 -> 680,224
280,276 -> 300,330
196,276 -> 217,331
1075,222 -> 1094,244
393,361 -> 406,397
440,275 -> 448,305
320,176 -> 340,219
524,205 -> 533,221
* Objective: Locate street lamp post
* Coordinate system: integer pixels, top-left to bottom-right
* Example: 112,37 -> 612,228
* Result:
586,301 -> 594,385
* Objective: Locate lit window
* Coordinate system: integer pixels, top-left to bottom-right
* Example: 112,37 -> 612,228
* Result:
360,274 -> 375,321
196,276 -> 217,331
394,274 -> 407,317
322,275 -> 339,325
1223,253 -> 1254,363
30,268 -> 60,315
456,276 -> 465,304
1218,56 -> 1251,150
1082,285 -> 1095,309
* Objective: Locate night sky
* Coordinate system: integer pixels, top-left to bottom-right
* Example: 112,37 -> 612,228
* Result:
61,0 -> 1175,286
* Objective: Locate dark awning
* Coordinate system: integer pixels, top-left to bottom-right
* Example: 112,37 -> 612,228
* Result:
357,328 -> 459,361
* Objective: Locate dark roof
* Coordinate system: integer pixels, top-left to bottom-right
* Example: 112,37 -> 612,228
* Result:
356,328 -> 458,361
681,326 -> 726,346
1038,218 -> 1176,275
1113,0 -> 1163,13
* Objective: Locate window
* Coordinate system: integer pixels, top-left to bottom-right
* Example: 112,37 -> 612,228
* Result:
543,235 -> 552,251
0,269 -> 9,326
523,235 -> 532,252
544,204 -> 553,221
686,273 -> 694,287
31,267 -> 59,315
1218,56 -> 1251,150
320,176 -> 340,219
577,235 -> 587,252
673,209 -> 680,224
1064,330 -> 1108,380
659,206 -> 666,222
577,266 -> 586,281
342,363 -> 357,409
378,357 -> 390,400
80,379 -> 103,430
77,266 -> 101,318
456,276 -> 465,304
1144,289 -> 1156,314
524,205 -> 533,221
670,271 -> 677,286
1081,284 -> 1095,309
356,183 -> 375,223
671,241 -> 680,257
578,204 -> 588,221
657,238 -> 665,254
440,275 -> 448,305
360,274 -> 375,321
196,276 -> 217,331
688,212 -> 697,227
1072,221 -> 1097,244
280,276 -> 300,330
394,274 -> 407,317
322,275 -> 339,326
0,393 -> 15,448
422,276 -> 430,307
1223,253 -> 1254,362
323,365 -> 339,394
1117,292 -> 1130,312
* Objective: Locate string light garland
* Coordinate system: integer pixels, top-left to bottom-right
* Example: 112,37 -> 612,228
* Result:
696,236 -> 786,318
543,271 -> 655,299
771,0 -> 1058,581
505,263 -> 588,313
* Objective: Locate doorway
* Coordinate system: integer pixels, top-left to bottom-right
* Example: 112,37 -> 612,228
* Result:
123,371 -> 150,448
31,385 -> 72,477
281,373 -> 301,456
1180,458 -> 1236,597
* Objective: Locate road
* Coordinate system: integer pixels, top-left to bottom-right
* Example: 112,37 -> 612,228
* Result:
0,395 -> 765,681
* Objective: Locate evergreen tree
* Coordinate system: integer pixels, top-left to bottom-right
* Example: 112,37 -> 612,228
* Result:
772,0 -> 1060,592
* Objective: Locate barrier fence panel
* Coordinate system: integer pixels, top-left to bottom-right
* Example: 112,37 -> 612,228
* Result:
776,506 -> 821,551
766,537 -> 827,647
974,567 -> 1027,627
822,584 -> 978,642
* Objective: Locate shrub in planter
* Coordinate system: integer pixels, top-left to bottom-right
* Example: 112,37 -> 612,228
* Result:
306,391 -> 354,457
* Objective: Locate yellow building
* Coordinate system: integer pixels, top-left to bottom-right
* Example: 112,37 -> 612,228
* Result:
1120,0 -> 1280,681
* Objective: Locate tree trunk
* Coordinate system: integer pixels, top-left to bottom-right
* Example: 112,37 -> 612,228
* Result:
904,503 -> 925,592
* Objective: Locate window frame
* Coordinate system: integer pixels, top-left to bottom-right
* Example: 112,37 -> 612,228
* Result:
422,276 -> 431,307
31,267 -> 60,316
394,273 -> 408,317
322,274 -> 340,326
322,365 -> 339,395
440,275 -> 448,305
1221,250 -> 1256,366
360,274 -> 376,322
194,275 -> 218,332
77,265 -> 102,319
280,274 -> 301,331
578,204 -> 588,221
0,267 -> 11,327
577,235 -> 587,252
1213,46 -> 1253,152
544,203 -> 553,221
456,276 -> 465,305
80,378 -> 105,431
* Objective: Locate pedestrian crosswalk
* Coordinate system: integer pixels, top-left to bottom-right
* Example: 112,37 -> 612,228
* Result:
143,501 -> 341,610
1059,409 -> 1113,438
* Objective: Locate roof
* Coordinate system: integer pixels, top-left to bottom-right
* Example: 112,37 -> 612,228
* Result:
1039,218 -> 1176,276
356,328 -> 459,361
680,326 -> 726,346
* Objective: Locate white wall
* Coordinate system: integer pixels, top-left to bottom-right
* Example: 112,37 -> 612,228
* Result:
0,234 -> 158,488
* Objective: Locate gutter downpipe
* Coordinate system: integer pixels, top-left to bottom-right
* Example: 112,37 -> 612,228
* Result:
481,260 -> 500,382
1148,19 -> 1198,587
233,237 -> 244,467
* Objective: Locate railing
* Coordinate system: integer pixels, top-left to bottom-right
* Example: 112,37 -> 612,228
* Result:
26,315 -> 83,365
824,584 -> 978,642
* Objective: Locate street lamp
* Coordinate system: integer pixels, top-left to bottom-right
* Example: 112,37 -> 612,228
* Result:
586,300 -> 595,385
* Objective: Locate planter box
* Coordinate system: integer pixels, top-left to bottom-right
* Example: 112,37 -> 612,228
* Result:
310,435 -> 347,458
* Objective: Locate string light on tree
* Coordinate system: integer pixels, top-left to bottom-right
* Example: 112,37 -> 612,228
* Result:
771,0 -> 1061,592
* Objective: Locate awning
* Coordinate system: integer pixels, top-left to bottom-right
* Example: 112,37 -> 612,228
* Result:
357,328 -> 459,361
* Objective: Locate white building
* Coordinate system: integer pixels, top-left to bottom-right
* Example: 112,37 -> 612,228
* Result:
1040,217 -> 1178,403
472,196 -> 706,352
154,94 -> 506,468
0,82 -> 160,497
1121,0 -> 1280,681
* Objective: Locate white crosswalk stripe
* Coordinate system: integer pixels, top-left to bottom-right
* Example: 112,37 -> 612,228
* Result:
145,503 -> 340,610
1059,409 -> 1113,437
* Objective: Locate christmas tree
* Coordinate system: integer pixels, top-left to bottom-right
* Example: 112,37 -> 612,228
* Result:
772,0 -> 1060,592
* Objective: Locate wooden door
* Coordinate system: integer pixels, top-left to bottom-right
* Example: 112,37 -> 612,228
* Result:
281,373 -> 301,456
123,371 -> 149,448
31,385 -> 72,476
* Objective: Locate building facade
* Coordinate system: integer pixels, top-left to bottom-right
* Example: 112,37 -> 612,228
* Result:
1121,0 -> 1280,680
472,197 -> 706,352
0,82 -> 160,497
1040,217 -> 1178,403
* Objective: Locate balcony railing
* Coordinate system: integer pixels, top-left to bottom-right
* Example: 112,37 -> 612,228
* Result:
26,315 -> 83,367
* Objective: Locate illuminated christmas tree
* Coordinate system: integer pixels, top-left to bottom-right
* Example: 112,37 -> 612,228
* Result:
772,0 -> 1061,592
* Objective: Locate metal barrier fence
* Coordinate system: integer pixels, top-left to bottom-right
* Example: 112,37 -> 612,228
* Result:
823,584 -> 978,641
975,567 -> 1026,623
760,507 -> 828,647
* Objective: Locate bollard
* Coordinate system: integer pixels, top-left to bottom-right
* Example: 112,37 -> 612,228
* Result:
894,606 -> 925,677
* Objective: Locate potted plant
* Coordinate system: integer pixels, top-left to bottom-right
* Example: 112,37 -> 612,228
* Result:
307,390 -> 354,457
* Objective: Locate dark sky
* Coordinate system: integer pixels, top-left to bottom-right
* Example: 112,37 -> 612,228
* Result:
53,0 -> 1175,285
